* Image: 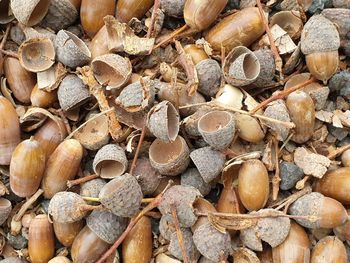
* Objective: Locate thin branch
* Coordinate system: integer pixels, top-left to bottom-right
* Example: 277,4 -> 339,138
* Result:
0,24 -> 11,50
171,204 -> 189,263
0,49 -> 18,58
13,189 -> 44,222
129,125 -> 147,175
153,24 -> 189,50
67,174 -> 99,188
327,143 -> 350,159
147,0 -> 161,38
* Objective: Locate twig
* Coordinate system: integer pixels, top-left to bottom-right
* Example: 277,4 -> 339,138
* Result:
129,125 -> 147,175
171,204 -> 189,263
272,137 -> 280,201
67,174 -> 99,188
81,196 -> 100,202
79,204 -> 104,212
147,0 -> 161,38
0,24 -> 11,50
153,24 -> 189,50
96,181 -> 173,263
0,49 -> 18,58
56,109 -> 72,134
13,189 -> 44,222
327,143 -> 350,159
250,76 -> 316,114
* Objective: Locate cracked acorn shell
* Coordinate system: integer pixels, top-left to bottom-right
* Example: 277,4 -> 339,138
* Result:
53,220 -> 83,247
147,101 -> 180,143
311,236 -> 347,263
191,198 -> 216,233
149,136 -> 190,176
92,144 -> 128,179
11,0 -> 50,26
30,84 -> 57,108
99,173 -> 143,218
270,11 -> 303,40
0,198 -> 12,225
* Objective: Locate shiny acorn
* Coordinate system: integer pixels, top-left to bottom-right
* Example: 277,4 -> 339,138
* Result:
311,236 -> 347,263
53,220 -> 83,247
116,0 -> 154,23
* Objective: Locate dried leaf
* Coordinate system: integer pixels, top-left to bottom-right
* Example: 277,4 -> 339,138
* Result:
262,140 -> 276,171
334,110 -> 350,127
294,147 -> 331,178
195,38 -> 213,56
207,213 -> 258,232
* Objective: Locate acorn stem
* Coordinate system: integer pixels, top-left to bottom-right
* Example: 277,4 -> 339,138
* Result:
0,23 -> 11,50
146,0 -> 161,38
0,49 -> 19,58
153,24 -> 190,50
171,204 -> 189,263
67,174 -> 99,188
327,143 -> 350,159
142,198 -> 155,203
296,175 -> 311,190
81,196 -> 101,202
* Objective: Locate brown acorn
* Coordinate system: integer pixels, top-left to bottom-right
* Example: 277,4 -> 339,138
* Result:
42,139 -> 83,199
133,157 -> 161,196
53,220 -> 83,247
30,84 -> 57,108
28,214 -> 55,263
11,0 -> 50,26
235,113 -> 266,143
116,0 -> 154,23
10,137 -> 46,198
334,210 -> 350,243
341,149 -> 350,167
311,236 -> 347,263
0,96 -> 21,165
0,198 -> 12,225
48,257 -> 72,263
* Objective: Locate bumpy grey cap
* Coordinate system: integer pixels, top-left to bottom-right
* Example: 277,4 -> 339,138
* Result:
196,59 -> 222,97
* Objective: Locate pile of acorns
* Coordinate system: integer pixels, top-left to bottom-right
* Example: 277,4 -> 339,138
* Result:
0,0 -> 350,262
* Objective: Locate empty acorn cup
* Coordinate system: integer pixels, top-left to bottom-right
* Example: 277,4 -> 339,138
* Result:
93,144 -> 128,179
147,101 -> 180,143
149,136 -> 190,176
11,0 -> 50,26
198,110 -> 235,150
18,37 -> 55,72
0,198 -> 11,225
223,46 -> 260,87
91,54 -> 132,90
55,29 -> 91,68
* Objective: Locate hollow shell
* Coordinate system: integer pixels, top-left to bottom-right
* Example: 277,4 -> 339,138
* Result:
53,220 -> 83,247
270,11 -> 303,39
11,0 -> 50,26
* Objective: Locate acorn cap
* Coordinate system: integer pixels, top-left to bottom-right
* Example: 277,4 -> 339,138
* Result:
181,168 -> 211,196
149,136 -> 190,176
86,210 -> 127,244
196,59 -> 222,97
92,54 -> 132,90
11,0 -> 50,26
190,147 -> 226,183
183,106 -> 213,138
0,0 -> 14,24
158,185 -> 201,228
159,214 -> 176,240
57,74 -> 90,111
223,46 -> 260,87
270,11 -> 303,39
193,222 -> 232,262
253,49 -> 275,88
40,0 -> 78,32
160,0 -> 185,17
240,209 -> 291,251
0,197 -> 12,225
99,173 -> 143,218
147,101 -> 180,143
48,192 -> 87,223
301,15 -> 340,55
80,178 -> 106,203
169,228 -> 200,261
55,30 -> 91,68
93,144 -> 128,179
133,157 -> 161,195
198,110 -> 235,150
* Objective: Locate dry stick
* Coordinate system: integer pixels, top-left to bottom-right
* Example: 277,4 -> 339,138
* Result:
67,174 -> 99,188
0,49 -> 18,58
96,181 -> 173,263
295,175 -> 310,190
129,125 -> 147,175
81,196 -> 155,204
250,76 -> 316,114
146,0 -> 161,38
0,24 -> 11,50
327,143 -> 350,159
171,204 -> 189,263
13,189 -> 44,222
271,185 -> 312,212
153,24 -> 189,50
272,137 -> 280,201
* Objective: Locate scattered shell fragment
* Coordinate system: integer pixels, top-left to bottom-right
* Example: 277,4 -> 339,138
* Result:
11,0 -> 50,26
270,11 -> 303,40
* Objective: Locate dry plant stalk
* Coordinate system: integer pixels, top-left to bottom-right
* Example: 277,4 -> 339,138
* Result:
171,204 -> 189,263
13,189 -> 44,222
153,24 -> 189,50
147,0 -> 161,38
327,143 -> 350,159
67,174 -> 99,188
129,125 -> 147,175
272,137 -> 280,201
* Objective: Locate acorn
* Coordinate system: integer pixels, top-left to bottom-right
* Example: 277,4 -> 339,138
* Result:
286,90 -> 315,144
334,210 -> 350,243
159,214 -> 176,240
272,221 -> 310,263
333,0 -> 350,8
42,139 -> 83,199
89,26 -> 109,59
54,30 -> 91,68
156,254 -> 182,263
48,257 -> 72,263
314,167 -> 350,205
28,214 -> 55,263
311,236 -> 347,263
341,150 -> 350,167
253,49 -> 276,87
147,101 -> 180,143
116,0 -> 154,23
91,54 -> 132,90
11,0 -> 50,26
53,220 -> 83,247
206,7 -> 265,51
198,110 -> 235,150
160,0 -> 185,17
0,198 -> 12,225
4,57 -> 36,104
0,0 -> 14,24
181,168 -> 211,196
270,11 -> 303,40
30,84 -> 57,108
301,15 -> 340,83
93,144 -> 127,179
10,137 -> 46,198
80,178 -> 106,203
183,45 -> 209,66
193,222 -> 232,262
99,173 -> 143,218
190,146 -> 226,183
0,96 -> 21,165
149,136 -> 190,176
34,118 -> 67,156
184,0 -> 228,31
57,74 -> 90,111
122,216 -> 153,263
238,159 -> 270,211
158,185 -> 201,227
289,192 -> 348,229
196,59 -> 222,97
133,157 -> 161,196
169,228 -> 200,262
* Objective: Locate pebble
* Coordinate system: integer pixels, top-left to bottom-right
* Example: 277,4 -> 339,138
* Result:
279,161 -> 304,190
7,233 -> 27,250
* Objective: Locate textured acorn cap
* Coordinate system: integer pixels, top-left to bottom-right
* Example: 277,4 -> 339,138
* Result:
160,0 -> 185,17
57,74 -> 90,111
253,49 -> 275,87
198,110 -> 235,150
147,101 -> 180,143
87,210 -> 127,244
93,144 -> 128,179
190,147 -> 226,183
240,209 -> 291,251
193,222 -> 232,262
158,185 -> 201,228
183,106 -> 213,138
48,192 -> 87,223
301,15 -> 340,55
80,178 -> 106,203
149,136 -> 190,176
169,228 -> 200,261
55,30 -> 91,68
133,157 -> 161,195
159,214 -> 176,240
40,0 -> 78,32
92,54 -> 132,90
0,0 -> 14,24
0,198 -> 12,225
196,59 -> 222,97
11,0 -> 50,26
223,46 -> 260,87
270,11 -> 303,39
99,173 -> 143,218
181,168 -> 211,196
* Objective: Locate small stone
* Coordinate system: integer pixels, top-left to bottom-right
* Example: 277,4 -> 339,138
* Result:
6,233 -> 27,250
279,161 -> 304,190
328,125 -> 349,141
